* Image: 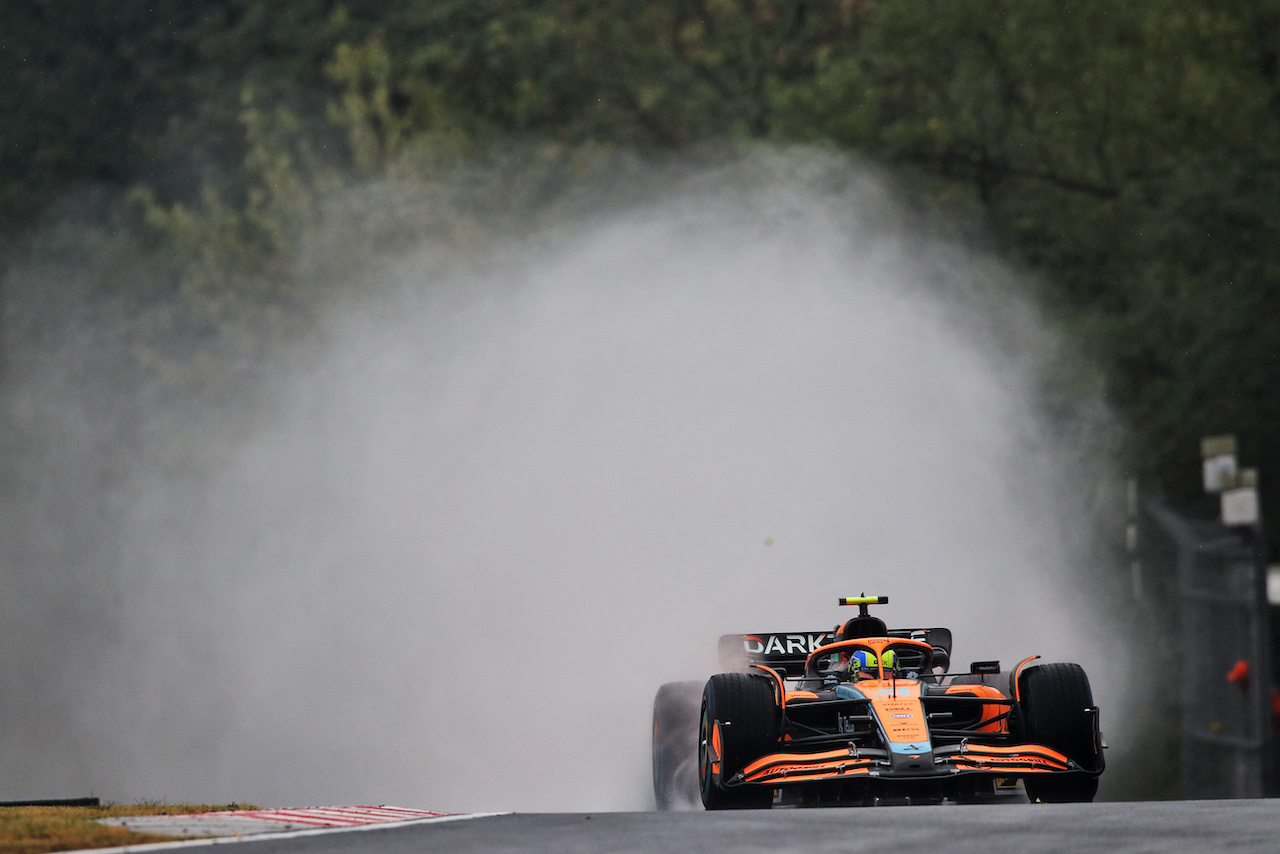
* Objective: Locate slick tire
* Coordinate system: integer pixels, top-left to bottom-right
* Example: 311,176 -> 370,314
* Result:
653,681 -> 704,810
1018,662 -> 1101,803
698,673 -> 779,810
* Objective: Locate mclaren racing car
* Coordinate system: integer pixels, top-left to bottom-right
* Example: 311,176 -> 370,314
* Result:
652,596 -> 1104,809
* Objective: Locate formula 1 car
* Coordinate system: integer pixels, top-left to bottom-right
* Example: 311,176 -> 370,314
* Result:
652,596 -> 1104,809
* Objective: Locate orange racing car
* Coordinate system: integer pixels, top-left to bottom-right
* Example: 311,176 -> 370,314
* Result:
652,596 -> 1104,808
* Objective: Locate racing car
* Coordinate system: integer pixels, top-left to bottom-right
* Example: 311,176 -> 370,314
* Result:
652,596 -> 1104,808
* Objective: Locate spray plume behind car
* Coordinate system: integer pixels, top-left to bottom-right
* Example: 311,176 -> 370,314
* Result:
0,150 -> 1127,811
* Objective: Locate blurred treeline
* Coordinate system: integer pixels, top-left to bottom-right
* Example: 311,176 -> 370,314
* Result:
4,0 -> 1280,538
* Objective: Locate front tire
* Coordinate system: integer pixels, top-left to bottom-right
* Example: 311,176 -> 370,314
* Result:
698,673 -> 779,810
1019,663 -> 1102,803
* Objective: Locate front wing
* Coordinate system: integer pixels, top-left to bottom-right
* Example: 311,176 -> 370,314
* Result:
731,742 -> 1082,788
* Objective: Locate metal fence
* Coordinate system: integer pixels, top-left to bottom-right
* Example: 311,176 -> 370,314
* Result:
1147,500 -> 1274,798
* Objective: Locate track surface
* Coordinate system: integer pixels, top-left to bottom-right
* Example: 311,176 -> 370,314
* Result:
227,800 -> 1280,854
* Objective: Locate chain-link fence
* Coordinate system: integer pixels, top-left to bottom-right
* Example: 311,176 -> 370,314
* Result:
1147,500 -> 1274,798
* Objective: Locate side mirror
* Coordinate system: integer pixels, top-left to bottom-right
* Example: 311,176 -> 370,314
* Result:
931,647 -> 951,674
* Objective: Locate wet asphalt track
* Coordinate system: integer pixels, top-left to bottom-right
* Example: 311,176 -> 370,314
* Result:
229,799 -> 1280,854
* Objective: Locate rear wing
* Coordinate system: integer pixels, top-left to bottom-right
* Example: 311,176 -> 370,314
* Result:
718,627 -> 954,677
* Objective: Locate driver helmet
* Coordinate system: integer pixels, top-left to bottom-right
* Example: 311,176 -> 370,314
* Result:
849,649 -> 898,680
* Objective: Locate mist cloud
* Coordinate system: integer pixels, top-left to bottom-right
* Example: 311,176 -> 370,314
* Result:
0,151 -> 1123,811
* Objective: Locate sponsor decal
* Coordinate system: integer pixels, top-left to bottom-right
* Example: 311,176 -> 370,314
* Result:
742,633 -> 833,656
755,763 -> 870,778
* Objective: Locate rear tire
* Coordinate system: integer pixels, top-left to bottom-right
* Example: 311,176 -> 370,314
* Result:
698,673 -> 779,810
1019,663 -> 1101,803
653,681 -> 703,810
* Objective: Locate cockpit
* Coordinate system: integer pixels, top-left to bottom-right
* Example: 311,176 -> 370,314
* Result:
803,638 -> 936,685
